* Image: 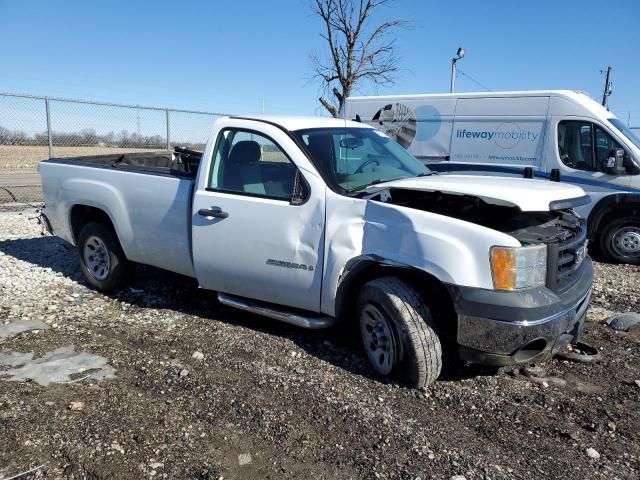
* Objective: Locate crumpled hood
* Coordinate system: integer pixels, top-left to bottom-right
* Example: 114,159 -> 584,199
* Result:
367,174 -> 588,212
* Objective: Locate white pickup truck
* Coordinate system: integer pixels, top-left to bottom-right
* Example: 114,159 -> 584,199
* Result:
40,116 -> 593,387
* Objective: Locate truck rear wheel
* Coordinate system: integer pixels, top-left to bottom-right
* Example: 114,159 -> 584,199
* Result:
78,222 -> 132,292
357,277 -> 442,388
599,217 -> 640,265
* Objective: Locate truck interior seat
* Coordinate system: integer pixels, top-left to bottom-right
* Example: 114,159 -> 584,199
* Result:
224,140 -> 266,194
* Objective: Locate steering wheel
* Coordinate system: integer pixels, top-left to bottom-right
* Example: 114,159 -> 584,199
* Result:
354,158 -> 380,174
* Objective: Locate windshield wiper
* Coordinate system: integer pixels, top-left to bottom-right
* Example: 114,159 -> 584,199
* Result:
416,171 -> 437,177
347,178 -> 394,193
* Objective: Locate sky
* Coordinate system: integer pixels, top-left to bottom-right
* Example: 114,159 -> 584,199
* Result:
1,0 -> 639,124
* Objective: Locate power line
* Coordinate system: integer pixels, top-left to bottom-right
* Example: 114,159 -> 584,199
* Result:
457,68 -> 492,92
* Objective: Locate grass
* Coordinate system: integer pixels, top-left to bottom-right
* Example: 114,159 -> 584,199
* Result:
0,145 -> 162,173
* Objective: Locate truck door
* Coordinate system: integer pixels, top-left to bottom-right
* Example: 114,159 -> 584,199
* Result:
191,121 -> 325,312
550,118 -> 633,216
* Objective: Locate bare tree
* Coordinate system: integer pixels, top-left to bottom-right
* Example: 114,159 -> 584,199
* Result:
310,0 -> 406,117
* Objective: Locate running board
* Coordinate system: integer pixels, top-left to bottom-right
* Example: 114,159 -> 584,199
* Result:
217,292 -> 335,329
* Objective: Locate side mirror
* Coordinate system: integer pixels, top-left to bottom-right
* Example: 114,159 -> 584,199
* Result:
605,148 -> 626,175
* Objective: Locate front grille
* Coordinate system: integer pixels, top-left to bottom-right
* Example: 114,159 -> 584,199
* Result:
546,218 -> 588,293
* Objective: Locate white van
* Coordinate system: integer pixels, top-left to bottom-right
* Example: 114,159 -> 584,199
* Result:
343,90 -> 640,264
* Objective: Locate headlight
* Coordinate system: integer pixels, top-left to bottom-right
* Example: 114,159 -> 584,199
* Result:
490,244 -> 547,290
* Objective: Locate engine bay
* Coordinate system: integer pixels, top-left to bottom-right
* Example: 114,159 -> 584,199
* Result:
379,189 -> 583,246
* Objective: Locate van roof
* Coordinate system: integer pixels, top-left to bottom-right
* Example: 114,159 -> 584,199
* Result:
347,89 -> 588,101
346,89 -> 612,119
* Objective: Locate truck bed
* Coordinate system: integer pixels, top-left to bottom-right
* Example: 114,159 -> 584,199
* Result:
44,148 -> 202,178
40,150 -> 200,278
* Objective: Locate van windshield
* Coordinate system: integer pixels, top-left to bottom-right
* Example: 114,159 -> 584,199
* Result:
293,127 -> 431,194
609,118 -> 640,150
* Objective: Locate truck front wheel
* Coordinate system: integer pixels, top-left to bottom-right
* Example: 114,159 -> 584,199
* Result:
78,222 -> 132,292
599,216 -> 640,265
357,277 -> 443,388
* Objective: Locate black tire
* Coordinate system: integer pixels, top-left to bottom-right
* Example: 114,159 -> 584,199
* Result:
357,276 -> 442,388
599,217 -> 640,265
78,222 -> 132,292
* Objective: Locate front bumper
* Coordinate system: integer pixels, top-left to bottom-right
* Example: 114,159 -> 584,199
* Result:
449,258 -> 593,366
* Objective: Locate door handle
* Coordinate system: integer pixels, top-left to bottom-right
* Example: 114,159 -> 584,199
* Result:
198,207 -> 229,219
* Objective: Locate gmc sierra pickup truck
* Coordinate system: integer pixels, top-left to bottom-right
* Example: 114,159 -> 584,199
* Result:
40,116 -> 593,387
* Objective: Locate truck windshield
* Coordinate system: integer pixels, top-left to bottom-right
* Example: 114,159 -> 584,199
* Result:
609,118 -> 640,150
293,127 -> 430,193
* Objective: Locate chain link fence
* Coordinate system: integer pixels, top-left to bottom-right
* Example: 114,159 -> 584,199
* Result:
0,92 -> 228,210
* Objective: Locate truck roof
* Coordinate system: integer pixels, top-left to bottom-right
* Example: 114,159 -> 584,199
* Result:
230,115 -> 371,132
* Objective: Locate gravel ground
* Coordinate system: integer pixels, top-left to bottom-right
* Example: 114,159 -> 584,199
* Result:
0,211 -> 639,480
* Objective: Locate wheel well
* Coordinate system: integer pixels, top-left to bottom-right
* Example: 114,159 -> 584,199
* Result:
70,205 -> 115,243
336,261 -> 457,342
589,195 -> 640,240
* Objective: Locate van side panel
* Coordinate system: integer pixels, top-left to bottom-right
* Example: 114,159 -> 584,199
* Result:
344,97 -> 456,163
447,97 -> 549,175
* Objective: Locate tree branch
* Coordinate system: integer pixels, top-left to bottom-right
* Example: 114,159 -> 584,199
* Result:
310,0 -> 406,116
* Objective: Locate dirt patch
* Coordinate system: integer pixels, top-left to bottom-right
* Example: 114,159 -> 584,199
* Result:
0,212 -> 639,479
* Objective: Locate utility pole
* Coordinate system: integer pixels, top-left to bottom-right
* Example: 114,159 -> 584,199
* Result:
450,47 -> 465,93
601,66 -> 612,109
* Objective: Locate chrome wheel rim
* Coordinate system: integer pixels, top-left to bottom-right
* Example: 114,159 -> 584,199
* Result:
360,304 -> 398,375
612,226 -> 640,258
84,236 -> 110,280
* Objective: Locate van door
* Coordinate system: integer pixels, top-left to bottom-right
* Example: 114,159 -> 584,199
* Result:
549,117 -> 633,217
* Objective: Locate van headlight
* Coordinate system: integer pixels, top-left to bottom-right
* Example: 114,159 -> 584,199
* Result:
490,245 -> 547,290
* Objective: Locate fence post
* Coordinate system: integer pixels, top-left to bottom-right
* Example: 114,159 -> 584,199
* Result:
165,109 -> 170,150
45,97 -> 53,158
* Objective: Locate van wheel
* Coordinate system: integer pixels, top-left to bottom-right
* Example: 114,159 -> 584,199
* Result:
78,222 -> 132,292
357,277 -> 442,388
600,217 -> 640,265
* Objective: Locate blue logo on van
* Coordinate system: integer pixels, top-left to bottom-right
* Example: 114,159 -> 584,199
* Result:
415,105 -> 441,142
455,122 -> 539,149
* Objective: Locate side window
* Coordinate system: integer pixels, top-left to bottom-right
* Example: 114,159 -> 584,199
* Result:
558,120 -> 624,173
558,121 -> 595,171
208,129 -> 297,200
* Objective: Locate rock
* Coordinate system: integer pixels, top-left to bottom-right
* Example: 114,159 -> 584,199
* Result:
179,369 -> 189,377
586,447 -> 600,460
450,476 -> 466,480
191,351 -> 204,361
111,442 -> 125,454
238,453 -> 252,465
68,401 -> 85,411
605,313 -> 640,332
634,380 -> 640,388
149,462 -> 164,469
521,366 -> 547,378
